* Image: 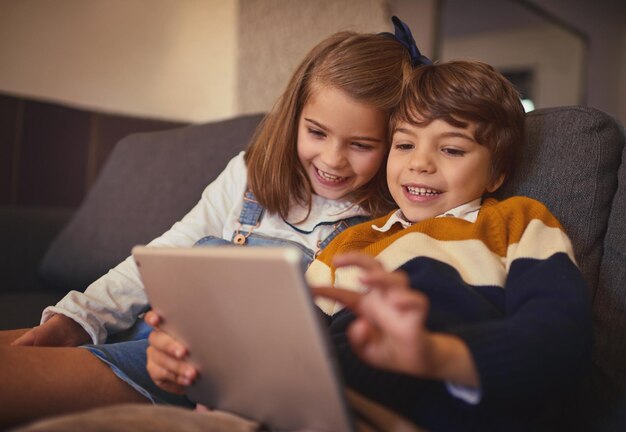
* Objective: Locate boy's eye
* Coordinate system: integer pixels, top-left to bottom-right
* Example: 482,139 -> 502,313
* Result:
308,128 -> 326,138
442,147 -> 466,156
393,142 -> 413,151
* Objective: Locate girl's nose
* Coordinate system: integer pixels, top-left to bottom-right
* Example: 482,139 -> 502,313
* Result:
320,142 -> 347,169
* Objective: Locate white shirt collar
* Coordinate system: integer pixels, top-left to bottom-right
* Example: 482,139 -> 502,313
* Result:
372,198 -> 483,232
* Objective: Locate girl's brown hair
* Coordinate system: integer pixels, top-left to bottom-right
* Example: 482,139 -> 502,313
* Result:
391,60 -> 525,187
245,32 -> 412,219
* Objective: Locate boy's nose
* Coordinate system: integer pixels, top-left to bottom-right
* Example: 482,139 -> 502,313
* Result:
409,150 -> 436,173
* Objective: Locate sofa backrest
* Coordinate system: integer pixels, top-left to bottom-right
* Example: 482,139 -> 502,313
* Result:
39,106 -> 625,429
39,113 -> 264,292
495,106 -> 626,430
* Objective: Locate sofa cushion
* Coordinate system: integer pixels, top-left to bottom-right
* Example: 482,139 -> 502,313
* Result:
592,119 -> 626,427
496,106 -> 623,296
39,114 -> 264,292
496,106 -> 625,429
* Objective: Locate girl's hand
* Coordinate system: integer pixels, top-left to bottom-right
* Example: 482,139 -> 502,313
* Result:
145,311 -> 198,395
313,253 -> 479,387
11,314 -> 90,347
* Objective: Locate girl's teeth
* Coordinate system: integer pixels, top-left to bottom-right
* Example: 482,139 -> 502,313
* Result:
317,169 -> 344,182
407,186 -> 440,196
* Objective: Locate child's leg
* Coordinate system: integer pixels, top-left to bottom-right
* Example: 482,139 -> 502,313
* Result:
0,328 -> 29,345
0,345 -> 149,428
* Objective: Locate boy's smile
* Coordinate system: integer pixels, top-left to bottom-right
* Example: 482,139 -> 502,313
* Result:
387,119 -> 503,223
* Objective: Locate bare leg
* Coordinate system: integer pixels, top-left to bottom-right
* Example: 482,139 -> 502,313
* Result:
0,328 -> 29,345
0,345 -> 149,428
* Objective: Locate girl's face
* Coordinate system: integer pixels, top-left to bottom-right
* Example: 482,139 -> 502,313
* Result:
387,119 -> 503,223
297,86 -> 387,201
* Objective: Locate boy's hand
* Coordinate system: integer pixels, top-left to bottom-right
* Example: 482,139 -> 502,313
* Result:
11,314 -> 90,347
313,253 -> 479,387
145,311 -> 198,395
314,252 -> 435,377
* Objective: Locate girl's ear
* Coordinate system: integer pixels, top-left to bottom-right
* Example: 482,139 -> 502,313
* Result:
486,173 -> 505,193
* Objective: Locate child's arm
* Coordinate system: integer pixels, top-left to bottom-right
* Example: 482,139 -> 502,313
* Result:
145,311 -> 198,395
35,153 -> 246,345
11,313 -> 90,346
444,199 -> 592,405
313,253 -> 479,388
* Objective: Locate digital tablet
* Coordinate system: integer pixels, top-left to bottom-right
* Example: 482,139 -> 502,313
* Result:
132,245 -> 355,432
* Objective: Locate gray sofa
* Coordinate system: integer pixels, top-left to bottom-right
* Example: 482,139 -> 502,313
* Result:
1,107 -> 624,430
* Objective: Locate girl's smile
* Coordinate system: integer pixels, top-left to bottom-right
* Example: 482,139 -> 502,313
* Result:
297,85 -> 387,201
313,165 -> 349,185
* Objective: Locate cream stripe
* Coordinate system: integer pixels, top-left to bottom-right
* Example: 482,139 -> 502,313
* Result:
309,218 -> 575,316
306,259 -> 339,315
505,219 -> 576,271
332,233 -> 508,297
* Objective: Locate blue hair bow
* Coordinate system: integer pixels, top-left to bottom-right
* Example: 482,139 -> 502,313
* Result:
381,16 -> 432,67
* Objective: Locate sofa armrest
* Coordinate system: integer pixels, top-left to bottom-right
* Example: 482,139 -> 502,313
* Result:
0,206 -> 74,293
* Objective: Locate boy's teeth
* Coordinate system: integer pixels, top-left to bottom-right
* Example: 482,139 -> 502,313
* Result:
407,186 -> 440,196
317,169 -> 344,182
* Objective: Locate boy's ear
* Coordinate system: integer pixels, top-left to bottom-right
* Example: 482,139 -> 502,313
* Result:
486,174 -> 505,193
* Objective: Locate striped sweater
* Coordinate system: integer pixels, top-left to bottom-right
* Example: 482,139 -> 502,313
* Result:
306,196 -> 592,431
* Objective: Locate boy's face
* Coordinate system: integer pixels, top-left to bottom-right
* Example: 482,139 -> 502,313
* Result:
387,119 -> 503,223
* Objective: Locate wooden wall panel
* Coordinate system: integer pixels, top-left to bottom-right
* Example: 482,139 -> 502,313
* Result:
88,114 -> 187,189
0,93 -> 186,208
0,95 -> 19,204
17,100 -> 91,207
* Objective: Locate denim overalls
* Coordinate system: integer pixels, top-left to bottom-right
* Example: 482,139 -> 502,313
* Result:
195,190 -> 368,272
83,190 -> 368,406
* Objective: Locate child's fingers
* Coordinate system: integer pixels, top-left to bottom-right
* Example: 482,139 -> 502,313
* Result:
146,344 -> 196,386
311,287 -> 361,310
360,268 -> 411,292
385,288 -> 430,317
145,311 -> 162,328
332,253 -> 384,272
347,318 -> 374,350
147,358 -> 186,395
146,346 -> 180,384
332,253 -> 412,294
148,329 -> 187,359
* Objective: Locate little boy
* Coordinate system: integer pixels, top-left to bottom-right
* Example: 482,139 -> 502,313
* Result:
147,60 -> 591,431
309,60 -> 592,431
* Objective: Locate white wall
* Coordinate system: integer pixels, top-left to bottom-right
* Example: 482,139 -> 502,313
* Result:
0,0 -> 238,122
442,25 -> 586,109
528,0 -> 626,125
389,0 -> 438,58
236,0 -> 389,116
0,0 -> 397,123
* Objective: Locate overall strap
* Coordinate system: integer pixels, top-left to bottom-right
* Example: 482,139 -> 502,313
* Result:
233,189 -> 265,245
316,215 -> 369,253
238,190 -> 265,225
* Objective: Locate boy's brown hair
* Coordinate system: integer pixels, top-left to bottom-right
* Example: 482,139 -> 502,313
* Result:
245,32 -> 412,219
391,60 -> 525,187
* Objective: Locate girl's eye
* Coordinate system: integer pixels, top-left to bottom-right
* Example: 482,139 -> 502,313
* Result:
308,128 -> 326,138
442,147 -> 466,156
351,142 -> 374,151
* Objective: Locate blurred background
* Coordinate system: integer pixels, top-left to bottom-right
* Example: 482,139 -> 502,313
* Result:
1,0 -> 625,208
